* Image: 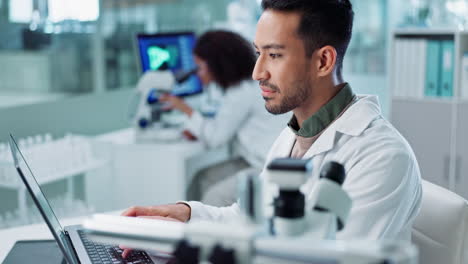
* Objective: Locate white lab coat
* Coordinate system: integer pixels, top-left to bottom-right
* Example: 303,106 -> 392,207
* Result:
185,80 -> 290,168
187,95 -> 422,241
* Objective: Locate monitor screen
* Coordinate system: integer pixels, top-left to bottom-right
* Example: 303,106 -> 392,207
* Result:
137,32 -> 202,97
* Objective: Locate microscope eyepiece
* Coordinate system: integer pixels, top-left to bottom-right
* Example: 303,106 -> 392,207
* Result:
174,67 -> 198,84
319,161 -> 345,186
266,158 -> 312,172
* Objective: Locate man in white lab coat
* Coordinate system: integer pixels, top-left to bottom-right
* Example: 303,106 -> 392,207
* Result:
121,0 -> 422,253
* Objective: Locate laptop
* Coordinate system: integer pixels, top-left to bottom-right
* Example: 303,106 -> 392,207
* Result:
8,134 -> 163,264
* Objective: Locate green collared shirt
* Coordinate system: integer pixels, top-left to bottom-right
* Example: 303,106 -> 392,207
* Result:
288,83 -> 355,138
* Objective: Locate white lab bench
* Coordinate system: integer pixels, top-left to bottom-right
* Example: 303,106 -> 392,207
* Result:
86,127 -> 230,211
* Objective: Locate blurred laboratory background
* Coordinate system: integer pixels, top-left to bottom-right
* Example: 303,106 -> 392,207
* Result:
0,0 -> 468,230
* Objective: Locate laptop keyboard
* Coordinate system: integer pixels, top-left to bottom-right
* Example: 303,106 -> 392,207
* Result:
78,230 -> 154,264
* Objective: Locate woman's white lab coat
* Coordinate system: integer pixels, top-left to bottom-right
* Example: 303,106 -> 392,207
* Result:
187,95 -> 422,241
184,80 -> 290,169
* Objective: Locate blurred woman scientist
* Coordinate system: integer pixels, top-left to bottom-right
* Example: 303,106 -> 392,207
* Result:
160,30 -> 289,206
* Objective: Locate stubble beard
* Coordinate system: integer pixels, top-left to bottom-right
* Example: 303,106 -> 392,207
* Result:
264,78 -> 311,115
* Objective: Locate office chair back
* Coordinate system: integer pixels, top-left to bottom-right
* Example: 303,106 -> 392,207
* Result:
412,180 -> 468,264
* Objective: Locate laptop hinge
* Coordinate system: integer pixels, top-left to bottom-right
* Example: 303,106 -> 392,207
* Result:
63,230 -> 82,264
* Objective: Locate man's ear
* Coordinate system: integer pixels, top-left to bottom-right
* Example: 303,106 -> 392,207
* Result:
315,46 -> 337,77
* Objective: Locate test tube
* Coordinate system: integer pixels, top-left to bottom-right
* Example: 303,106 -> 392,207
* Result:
44,133 -> 52,142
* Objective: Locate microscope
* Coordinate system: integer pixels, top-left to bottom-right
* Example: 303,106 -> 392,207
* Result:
84,158 -> 418,263
129,69 -> 197,142
265,158 -> 352,239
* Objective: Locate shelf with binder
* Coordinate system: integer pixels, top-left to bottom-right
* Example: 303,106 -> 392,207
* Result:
391,34 -> 458,99
391,96 -> 455,103
389,29 -> 468,199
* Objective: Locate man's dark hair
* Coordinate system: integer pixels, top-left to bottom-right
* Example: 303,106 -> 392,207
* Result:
261,0 -> 354,77
194,30 -> 256,90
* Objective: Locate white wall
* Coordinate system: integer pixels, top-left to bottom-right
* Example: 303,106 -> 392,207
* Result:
0,89 -> 133,142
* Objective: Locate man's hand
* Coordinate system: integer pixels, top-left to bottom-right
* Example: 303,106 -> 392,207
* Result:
120,203 -> 191,258
121,203 -> 191,222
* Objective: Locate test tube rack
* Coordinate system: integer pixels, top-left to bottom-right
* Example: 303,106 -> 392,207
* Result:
0,134 -> 107,229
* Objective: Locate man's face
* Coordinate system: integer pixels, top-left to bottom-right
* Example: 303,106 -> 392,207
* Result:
253,10 -> 316,115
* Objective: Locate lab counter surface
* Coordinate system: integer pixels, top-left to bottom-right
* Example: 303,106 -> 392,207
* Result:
87,128 -> 230,211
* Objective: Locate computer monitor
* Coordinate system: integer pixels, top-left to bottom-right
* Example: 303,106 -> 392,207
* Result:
137,32 -> 203,97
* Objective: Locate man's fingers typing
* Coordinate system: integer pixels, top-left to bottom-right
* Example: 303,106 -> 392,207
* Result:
138,215 -> 181,222
122,248 -> 132,259
121,205 -> 171,218
121,206 -> 141,217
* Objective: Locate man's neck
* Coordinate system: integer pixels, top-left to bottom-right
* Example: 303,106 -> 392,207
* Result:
293,81 -> 347,128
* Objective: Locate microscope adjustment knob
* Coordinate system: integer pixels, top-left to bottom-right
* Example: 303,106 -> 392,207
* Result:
319,161 -> 345,185
138,118 -> 149,129
315,161 -> 349,231
146,88 -> 159,105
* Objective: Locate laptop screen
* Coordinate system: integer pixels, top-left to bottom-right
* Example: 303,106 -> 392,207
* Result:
9,134 -> 78,264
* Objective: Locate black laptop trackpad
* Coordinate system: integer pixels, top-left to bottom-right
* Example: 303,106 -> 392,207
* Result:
4,240 -> 67,264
